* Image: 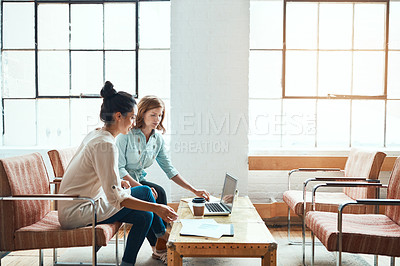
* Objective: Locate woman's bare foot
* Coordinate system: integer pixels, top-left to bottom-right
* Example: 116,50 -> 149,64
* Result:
156,235 -> 168,252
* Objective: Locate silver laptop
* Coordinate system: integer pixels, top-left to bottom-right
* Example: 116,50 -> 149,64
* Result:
204,173 -> 238,216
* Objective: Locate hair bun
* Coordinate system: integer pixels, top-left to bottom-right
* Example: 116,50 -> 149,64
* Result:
101,81 -> 117,99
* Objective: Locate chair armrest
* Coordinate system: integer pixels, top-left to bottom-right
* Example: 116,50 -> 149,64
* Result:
356,199 -> 400,206
310,182 -> 384,211
50,177 -> 63,183
300,178 -> 377,206
0,194 -> 92,202
324,182 -> 383,187
314,176 -> 367,181
49,178 -> 63,196
336,198 -> 400,254
288,168 -> 343,189
12,194 -> 79,198
298,168 -> 342,172
0,194 -> 98,228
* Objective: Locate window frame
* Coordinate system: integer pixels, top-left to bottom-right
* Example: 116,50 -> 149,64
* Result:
0,0 -> 170,141
249,0 -> 400,150
282,0 -> 390,100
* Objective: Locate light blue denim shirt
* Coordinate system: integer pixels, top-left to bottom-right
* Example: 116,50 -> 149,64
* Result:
116,128 -> 179,182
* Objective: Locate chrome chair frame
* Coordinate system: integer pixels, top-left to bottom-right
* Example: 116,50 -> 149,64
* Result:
0,194 -> 120,266
309,182 -> 384,266
48,150 -> 127,250
287,168 -> 342,245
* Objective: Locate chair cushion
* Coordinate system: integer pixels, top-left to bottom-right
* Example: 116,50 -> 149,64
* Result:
306,211 -> 400,257
14,211 -> 121,250
283,190 -> 371,216
386,157 -> 400,225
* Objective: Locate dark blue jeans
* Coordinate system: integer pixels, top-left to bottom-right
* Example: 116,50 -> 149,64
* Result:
140,180 -> 167,246
100,186 -> 166,265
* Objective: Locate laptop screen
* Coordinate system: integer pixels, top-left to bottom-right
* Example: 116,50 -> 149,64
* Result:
220,173 -> 238,212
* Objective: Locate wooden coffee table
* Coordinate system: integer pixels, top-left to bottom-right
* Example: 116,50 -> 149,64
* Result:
167,197 -> 277,266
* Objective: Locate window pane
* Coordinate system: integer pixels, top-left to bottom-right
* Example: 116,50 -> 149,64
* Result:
249,51 -> 282,98
71,51 -> 103,95
249,99 -> 282,150
286,3 -> 317,49
139,2 -> 170,49
250,1 -> 283,49
104,3 -> 136,50
318,51 -> 352,96
37,99 -> 70,146
353,51 -> 385,95
388,51 -> 400,99
282,99 -> 316,147
38,51 -> 69,96
319,3 -> 352,50
4,100 -> 36,146
389,2 -> 400,49
70,98 -> 103,146
3,3 -> 34,49
386,100 -> 400,147
139,50 -> 170,98
70,4 -> 103,49
354,4 -> 386,50
38,4 -> 69,49
105,51 -> 136,95
285,51 -> 317,96
2,51 -> 35,98
317,100 -> 350,147
351,100 -> 384,147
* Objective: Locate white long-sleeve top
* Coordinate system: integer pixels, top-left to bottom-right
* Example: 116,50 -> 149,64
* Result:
58,129 -> 131,229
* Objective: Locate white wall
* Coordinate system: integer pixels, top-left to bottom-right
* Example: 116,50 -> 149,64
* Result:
170,0 -> 250,201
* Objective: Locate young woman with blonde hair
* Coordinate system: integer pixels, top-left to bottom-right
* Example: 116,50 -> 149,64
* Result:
116,95 -> 210,261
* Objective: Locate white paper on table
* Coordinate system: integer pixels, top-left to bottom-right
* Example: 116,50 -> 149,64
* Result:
179,219 -> 233,239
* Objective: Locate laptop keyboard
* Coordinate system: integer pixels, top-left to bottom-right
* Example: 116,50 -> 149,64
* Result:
206,203 -> 225,212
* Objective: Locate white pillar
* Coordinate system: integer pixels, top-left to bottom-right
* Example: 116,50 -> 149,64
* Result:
170,0 -> 249,201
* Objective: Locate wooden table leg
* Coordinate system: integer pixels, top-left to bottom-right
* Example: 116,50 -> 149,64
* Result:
167,245 -> 182,266
262,249 -> 277,266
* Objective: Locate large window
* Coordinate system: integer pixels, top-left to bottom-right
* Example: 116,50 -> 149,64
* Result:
250,0 -> 400,151
1,0 -> 170,147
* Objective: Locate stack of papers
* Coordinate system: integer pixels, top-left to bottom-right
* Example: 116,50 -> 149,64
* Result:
179,219 -> 234,239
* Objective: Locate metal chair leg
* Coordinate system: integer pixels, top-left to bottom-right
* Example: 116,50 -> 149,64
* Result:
302,214 -> 306,265
124,223 -> 127,248
374,255 -> 378,266
39,249 -> 44,266
288,206 -> 292,242
53,248 -> 58,265
310,231 -> 315,266
391,257 -> 395,266
115,228 -> 119,266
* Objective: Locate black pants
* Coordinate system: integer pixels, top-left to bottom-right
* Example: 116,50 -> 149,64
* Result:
140,180 -> 167,246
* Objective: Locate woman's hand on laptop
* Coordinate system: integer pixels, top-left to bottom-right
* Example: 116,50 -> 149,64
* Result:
194,189 -> 211,201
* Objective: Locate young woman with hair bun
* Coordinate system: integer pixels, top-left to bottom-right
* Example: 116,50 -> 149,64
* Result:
58,82 -> 177,266
116,95 -> 210,262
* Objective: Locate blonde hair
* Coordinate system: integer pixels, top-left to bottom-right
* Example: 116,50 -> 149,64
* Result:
135,95 -> 166,134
